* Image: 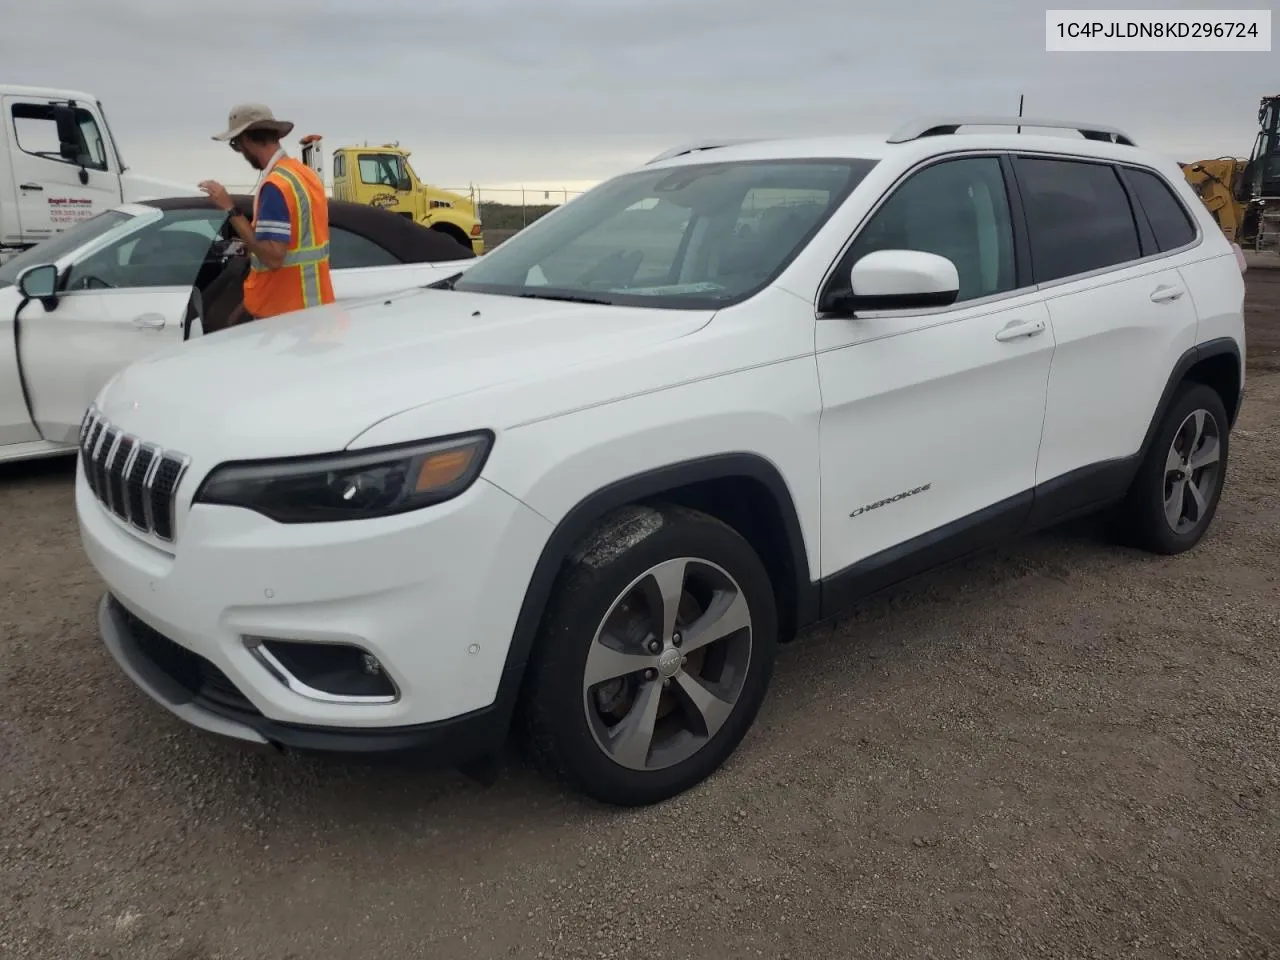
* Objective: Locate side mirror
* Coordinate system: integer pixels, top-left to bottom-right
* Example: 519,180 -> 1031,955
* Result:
53,105 -> 80,148
832,249 -> 960,314
18,263 -> 59,301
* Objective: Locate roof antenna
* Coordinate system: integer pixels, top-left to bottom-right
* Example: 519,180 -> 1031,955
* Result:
1017,94 -> 1024,134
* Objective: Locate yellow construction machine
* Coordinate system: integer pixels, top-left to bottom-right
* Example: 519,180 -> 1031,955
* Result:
1181,95 -> 1280,252
299,134 -> 484,255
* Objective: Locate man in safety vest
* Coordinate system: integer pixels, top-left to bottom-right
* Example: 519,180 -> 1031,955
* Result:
198,103 -> 335,323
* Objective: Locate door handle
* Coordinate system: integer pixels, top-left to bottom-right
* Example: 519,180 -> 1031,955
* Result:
19,182 -> 43,191
132,312 -> 166,329
1150,284 -> 1185,303
994,318 -> 1047,342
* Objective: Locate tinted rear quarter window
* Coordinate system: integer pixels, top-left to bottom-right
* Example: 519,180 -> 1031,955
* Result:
329,227 -> 400,268
1125,167 -> 1197,251
1016,157 -> 1142,283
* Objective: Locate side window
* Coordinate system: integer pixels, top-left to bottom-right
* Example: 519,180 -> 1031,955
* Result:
78,114 -> 108,170
1125,167 -> 1197,252
1016,157 -> 1141,283
329,226 -> 400,269
10,103 -> 110,172
63,210 -> 225,290
843,156 -> 1017,302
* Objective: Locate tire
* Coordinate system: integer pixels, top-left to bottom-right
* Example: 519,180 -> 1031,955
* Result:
522,502 -> 779,806
1121,381 -> 1230,555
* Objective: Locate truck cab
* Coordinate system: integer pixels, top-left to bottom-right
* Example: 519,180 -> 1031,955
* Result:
0,85 -> 198,264
305,137 -> 484,255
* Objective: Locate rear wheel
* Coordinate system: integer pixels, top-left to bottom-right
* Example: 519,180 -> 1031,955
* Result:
1121,382 -> 1230,554
523,504 -> 778,806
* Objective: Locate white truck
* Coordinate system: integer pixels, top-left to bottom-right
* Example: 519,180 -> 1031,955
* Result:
0,84 -> 197,264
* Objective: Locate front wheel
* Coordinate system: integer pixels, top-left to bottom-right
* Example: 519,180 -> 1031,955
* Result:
522,504 -> 778,806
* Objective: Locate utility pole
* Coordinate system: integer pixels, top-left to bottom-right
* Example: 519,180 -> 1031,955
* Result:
1017,94 -> 1024,134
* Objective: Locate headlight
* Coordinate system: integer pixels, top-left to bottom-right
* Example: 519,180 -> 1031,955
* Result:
193,432 -> 493,523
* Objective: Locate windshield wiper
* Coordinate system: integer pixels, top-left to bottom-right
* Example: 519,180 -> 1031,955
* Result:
516,291 -> 613,305
424,271 -> 463,290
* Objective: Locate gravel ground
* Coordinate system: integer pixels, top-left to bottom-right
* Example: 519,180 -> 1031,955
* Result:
2,271 -> 1278,960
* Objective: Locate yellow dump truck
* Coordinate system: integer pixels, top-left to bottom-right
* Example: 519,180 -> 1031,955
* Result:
300,135 -> 484,255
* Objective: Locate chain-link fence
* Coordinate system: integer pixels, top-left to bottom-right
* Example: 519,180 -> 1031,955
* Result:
439,186 -> 587,229
226,182 -> 585,237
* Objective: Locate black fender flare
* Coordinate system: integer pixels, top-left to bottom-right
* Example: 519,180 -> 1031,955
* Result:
488,452 -> 814,731
1136,336 -> 1243,466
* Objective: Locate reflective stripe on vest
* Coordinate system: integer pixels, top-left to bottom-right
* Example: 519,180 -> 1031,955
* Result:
249,161 -> 328,310
277,164 -> 324,310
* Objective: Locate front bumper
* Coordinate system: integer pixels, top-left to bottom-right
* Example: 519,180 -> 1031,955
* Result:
78,464 -> 551,753
98,593 -> 508,758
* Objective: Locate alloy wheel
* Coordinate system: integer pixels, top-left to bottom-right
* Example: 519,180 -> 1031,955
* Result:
582,556 -> 753,772
1163,408 -> 1222,534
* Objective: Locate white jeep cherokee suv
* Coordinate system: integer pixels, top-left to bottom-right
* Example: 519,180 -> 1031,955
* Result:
76,116 -> 1246,806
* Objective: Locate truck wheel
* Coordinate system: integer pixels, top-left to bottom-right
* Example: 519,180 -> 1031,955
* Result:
523,503 -> 778,806
1121,381 -> 1230,555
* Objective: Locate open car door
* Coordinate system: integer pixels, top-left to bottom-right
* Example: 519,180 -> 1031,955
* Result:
14,206 -> 227,444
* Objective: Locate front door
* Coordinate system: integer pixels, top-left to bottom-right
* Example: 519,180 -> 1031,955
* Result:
816,154 -> 1054,589
16,207 -> 224,442
3,95 -> 122,245
17,288 -> 192,443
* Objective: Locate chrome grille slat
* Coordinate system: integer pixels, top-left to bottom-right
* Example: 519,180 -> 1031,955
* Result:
78,406 -> 190,544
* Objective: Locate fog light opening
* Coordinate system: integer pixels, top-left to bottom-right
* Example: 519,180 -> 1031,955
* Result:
245,637 -> 399,704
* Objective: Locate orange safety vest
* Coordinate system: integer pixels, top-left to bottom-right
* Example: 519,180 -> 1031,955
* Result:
243,156 -> 336,319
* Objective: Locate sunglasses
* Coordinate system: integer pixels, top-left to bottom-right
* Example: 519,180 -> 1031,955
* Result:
229,136 -> 243,153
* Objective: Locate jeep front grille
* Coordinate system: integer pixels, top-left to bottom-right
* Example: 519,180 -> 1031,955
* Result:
79,407 -> 190,542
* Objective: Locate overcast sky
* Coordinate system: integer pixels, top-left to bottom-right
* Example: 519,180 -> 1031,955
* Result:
4,0 -> 1274,198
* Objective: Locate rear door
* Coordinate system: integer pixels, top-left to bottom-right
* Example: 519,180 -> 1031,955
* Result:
3,95 -> 122,245
16,207 -> 224,443
1011,154 -> 1202,509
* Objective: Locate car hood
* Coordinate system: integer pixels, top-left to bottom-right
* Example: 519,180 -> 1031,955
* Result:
97,288 -> 713,460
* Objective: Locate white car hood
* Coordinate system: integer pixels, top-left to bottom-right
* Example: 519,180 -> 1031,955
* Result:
97,287 -> 712,460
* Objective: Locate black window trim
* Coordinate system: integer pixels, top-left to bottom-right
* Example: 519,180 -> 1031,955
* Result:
816,148 -> 1040,320
1115,162 -> 1202,257
1006,150 -> 1204,293
1009,152 -> 1149,286
816,146 -> 1207,320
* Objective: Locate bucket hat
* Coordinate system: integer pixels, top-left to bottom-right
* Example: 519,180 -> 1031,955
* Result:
212,103 -> 294,141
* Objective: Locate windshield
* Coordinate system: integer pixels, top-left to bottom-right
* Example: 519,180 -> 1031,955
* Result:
452,157 -> 878,309
0,210 -> 134,289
